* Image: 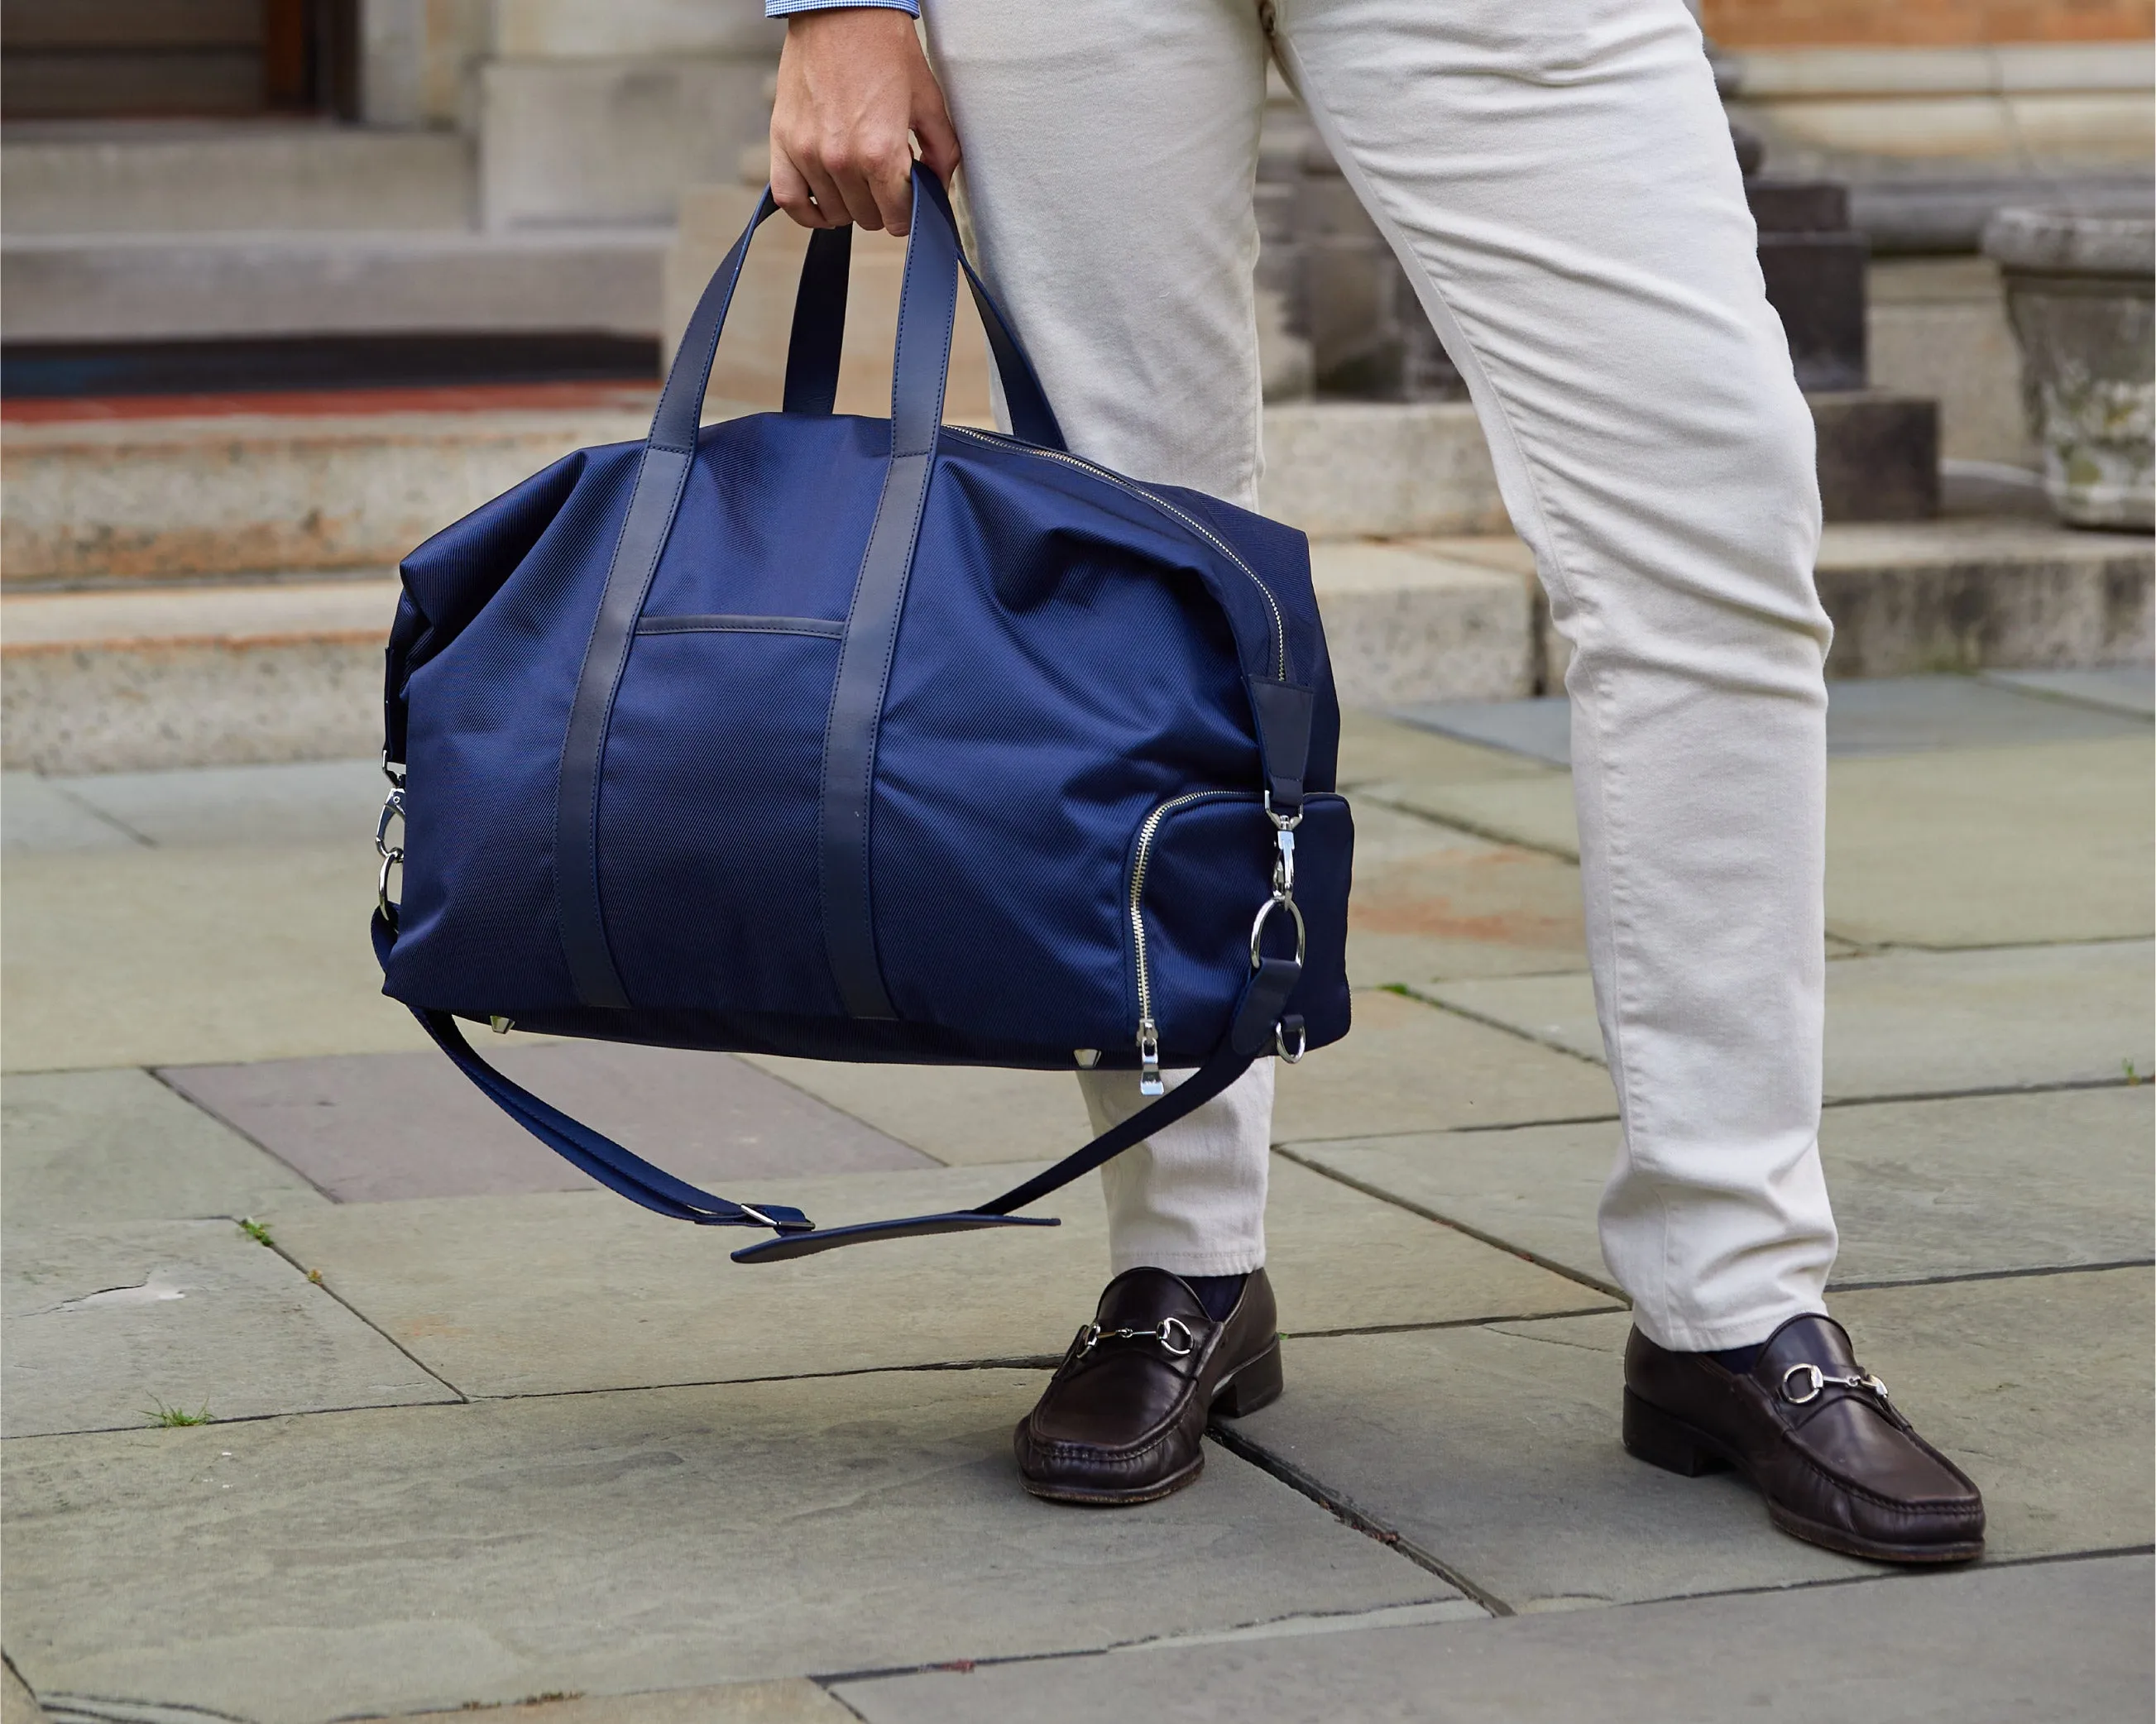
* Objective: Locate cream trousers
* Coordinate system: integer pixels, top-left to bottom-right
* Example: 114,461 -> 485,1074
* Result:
922,0 -> 1839,1350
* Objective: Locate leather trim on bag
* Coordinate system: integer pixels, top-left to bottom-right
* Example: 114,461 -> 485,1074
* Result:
554,193 -> 778,1009
635,615 -> 845,639
815,170 -> 961,1022
555,442 -> 692,1010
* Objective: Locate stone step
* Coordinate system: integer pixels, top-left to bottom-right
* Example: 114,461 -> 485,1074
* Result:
0,548 -> 1528,773
2,388 -> 660,586
2,577 -> 400,775
1422,520 -> 2154,688
0,395 -> 1498,587
1,121 -> 477,235
7,523 -> 2145,775
1,226 -> 668,345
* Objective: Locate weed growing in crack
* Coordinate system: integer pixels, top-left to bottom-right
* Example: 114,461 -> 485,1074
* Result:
143,1398 -> 213,1428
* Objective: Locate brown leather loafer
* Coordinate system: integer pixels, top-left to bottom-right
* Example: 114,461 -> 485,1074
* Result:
1624,1313 -> 1984,1564
1013,1267 -> 1283,1506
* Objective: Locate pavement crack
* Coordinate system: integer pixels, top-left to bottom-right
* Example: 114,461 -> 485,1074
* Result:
1286,1305 -> 1622,1341
1392,984 -> 1612,1070
22,1271 -> 189,1317
1205,1419 -> 1515,1617
1272,1145 -> 1627,1301
1831,1258 -> 2153,1292
231,1219 -> 472,1406
41,777 -> 157,847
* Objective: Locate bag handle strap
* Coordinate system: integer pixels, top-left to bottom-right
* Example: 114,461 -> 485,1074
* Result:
655,171 -> 1065,455
370,907 -> 1299,1261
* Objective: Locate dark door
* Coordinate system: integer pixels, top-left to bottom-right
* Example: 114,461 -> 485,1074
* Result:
2,0 -> 357,120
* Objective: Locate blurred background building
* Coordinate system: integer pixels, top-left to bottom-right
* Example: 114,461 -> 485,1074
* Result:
2,0 -> 2145,402
0,1 -> 2148,776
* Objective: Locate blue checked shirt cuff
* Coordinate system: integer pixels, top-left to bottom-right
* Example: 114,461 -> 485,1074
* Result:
768,0 -> 918,14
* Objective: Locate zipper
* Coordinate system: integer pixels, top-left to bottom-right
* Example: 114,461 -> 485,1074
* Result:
945,425 -> 1290,682
1128,789 -> 1253,1094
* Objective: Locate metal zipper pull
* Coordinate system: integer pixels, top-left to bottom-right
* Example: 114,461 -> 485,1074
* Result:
1138,1018 -> 1163,1096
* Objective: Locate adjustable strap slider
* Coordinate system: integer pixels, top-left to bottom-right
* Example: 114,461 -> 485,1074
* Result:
731,1203 -> 816,1233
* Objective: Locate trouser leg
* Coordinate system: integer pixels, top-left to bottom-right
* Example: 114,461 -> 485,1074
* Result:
1276,0 -> 1837,1348
923,0 -> 1278,1276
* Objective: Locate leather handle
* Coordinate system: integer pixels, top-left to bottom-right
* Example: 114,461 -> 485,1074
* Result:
781,225 -> 852,416
650,168 -> 1066,456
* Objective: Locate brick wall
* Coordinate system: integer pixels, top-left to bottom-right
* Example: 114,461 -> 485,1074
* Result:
1700,0 -> 2154,47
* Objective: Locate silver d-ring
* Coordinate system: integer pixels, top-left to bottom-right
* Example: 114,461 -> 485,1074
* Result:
1157,1317 -> 1194,1357
1248,893 -> 1306,970
1780,1362 -> 1825,1405
377,847 -> 404,917
1277,1020 -> 1307,1062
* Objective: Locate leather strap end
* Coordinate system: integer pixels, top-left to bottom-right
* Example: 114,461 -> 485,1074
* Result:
1232,956 -> 1304,1056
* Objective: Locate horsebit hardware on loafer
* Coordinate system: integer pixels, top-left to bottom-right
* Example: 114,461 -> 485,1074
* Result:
1076,1316 -> 1195,1361
1780,1362 -> 1891,1406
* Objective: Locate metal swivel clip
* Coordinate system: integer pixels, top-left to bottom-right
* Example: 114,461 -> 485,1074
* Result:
1250,793 -> 1307,1062
376,757 -> 407,920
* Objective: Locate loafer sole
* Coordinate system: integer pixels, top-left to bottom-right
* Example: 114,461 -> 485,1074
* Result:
1021,1338 -> 1285,1508
1622,1388 -> 1983,1566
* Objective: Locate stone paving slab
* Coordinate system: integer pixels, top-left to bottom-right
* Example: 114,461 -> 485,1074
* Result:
261,1157 -> 1606,1398
2,844 -> 429,1073
0,1373 -> 1457,1723
1344,802 -> 1586,985
1223,1268 -> 2151,1614
1398,676 -> 2151,769
46,757 -> 389,851
2,1665 -> 45,1724
1374,773 -> 1583,860
1428,941 -> 2155,1100
1298,1085 -> 2156,1292
745,989 -> 1617,1163
2,1218 -> 456,1437
731,1056 -> 1095,1167
1273,989 -> 1614,1142
1375,735 -> 2156,952
1987,664 -> 2155,717
0,771 -> 141,852
1824,738 -> 2154,946
3,1066 -> 326,1229
836,1553 -> 2154,1724
1334,707 -> 1555,791
477,1683 -> 859,1723
162,1042 -> 933,1204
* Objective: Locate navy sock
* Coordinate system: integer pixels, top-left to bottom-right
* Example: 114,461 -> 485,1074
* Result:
1706,1343 -> 1763,1375
1182,1273 -> 1248,1323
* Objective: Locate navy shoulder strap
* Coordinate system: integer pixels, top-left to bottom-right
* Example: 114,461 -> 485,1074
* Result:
371,908 -> 1296,1261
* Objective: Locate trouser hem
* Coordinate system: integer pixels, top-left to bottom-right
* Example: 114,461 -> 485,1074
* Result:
1110,1249 -> 1267,1279
1629,1301 -> 1830,1353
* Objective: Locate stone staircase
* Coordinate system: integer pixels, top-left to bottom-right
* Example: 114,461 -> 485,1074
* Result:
4,387 -> 2149,773
1,121 -> 668,352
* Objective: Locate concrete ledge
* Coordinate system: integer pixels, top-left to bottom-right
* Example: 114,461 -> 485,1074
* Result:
1,227 -> 668,344
1,123 -> 476,235
2,405 -> 652,585
2,580 -> 400,774
1815,520 -> 2154,678
7,523 -> 2144,773
1311,541 -> 1534,705
1262,403 -> 1509,539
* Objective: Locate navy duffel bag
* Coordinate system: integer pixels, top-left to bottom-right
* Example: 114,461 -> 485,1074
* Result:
372,169 -> 1353,1262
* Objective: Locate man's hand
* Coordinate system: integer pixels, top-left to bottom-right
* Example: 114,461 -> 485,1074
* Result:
770,8 -> 961,237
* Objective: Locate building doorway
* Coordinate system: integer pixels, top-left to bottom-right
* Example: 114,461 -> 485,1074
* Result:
2,0 -> 360,121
